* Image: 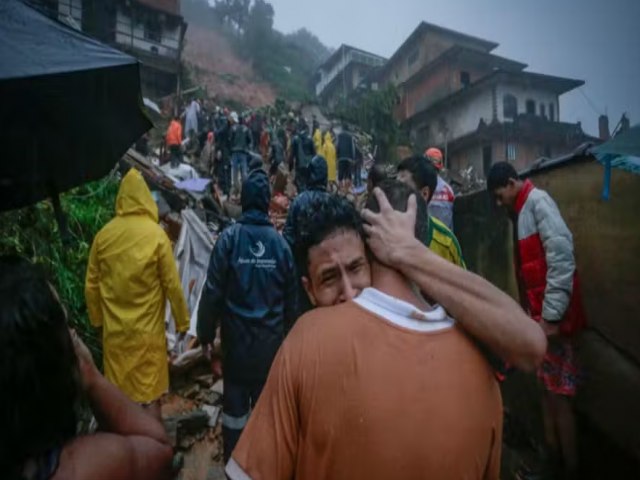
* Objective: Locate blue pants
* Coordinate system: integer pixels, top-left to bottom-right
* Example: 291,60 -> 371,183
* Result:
231,152 -> 248,193
222,380 -> 265,463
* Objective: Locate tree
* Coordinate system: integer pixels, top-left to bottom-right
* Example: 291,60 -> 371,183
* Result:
286,28 -> 331,67
212,0 -> 251,33
244,0 -> 275,64
336,85 -> 400,163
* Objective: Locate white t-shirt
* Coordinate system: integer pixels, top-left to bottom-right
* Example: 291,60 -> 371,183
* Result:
354,287 -> 454,332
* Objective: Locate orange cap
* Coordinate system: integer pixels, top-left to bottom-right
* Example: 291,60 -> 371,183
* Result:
424,147 -> 444,169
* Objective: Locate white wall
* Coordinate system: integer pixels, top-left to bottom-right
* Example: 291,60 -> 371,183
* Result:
115,6 -> 181,59
497,84 -> 559,122
416,87 -> 494,145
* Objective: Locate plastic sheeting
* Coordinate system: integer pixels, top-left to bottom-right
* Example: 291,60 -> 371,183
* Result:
592,125 -> 640,176
166,209 -> 215,338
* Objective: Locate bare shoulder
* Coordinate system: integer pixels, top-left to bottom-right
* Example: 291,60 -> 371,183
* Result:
53,432 -> 172,480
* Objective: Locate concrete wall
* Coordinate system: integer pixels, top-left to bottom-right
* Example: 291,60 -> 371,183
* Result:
384,29 -> 487,86
454,159 -> 640,461
411,86 -> 494,146
496,83 -> 559,122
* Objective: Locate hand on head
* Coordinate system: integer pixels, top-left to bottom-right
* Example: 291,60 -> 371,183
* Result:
362,187 -> 419,266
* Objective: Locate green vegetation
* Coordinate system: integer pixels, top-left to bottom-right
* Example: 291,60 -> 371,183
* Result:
0,177 -> 119,359
335,85 -> 402,163
182,0 -> 331,101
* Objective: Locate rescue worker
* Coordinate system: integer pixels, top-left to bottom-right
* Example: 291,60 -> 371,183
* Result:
289,124 -> 316,192
336,123 -> 357,191
322,130 -> 337,186
425,147 -> 456,230
85,169 -> 190,420
313,122 -> 322,154
230,113 -> 253,195
197,131 -> 215,177
214,108 -> 231,195
268,135 -> 286,179
184,98 -> 200,139
283,155 -> 329,317
166,114 -> 183,166
197,169 -> 298,464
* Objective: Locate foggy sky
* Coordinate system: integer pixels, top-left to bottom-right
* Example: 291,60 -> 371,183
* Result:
270,0 -> 639,136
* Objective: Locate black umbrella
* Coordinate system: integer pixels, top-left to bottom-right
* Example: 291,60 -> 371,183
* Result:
0,0 -> 152,213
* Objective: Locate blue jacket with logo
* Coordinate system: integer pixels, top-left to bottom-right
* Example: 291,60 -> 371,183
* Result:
197,170 -> 298,384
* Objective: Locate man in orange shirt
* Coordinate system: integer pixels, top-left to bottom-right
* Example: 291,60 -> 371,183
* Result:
165,114 -> 183,166
226,182 -> 547,479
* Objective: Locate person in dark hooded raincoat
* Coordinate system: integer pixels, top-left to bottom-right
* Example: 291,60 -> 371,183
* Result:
196,169 -> 298,464
283,155 -> 329,249
282,156 -> 330,317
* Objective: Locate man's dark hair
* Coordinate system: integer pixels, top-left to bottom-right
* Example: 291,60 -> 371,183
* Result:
0,256 -> 80,475
487,161 -> 519,192
294,195 -> 365,277
365,179 -> 429,247
368,164 -> 387,190
397,155 -> 438,202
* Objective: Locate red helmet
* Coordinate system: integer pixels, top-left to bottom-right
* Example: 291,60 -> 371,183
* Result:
424,147 -> 444,170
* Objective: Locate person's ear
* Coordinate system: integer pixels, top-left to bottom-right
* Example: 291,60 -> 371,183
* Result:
302,276 -> 317,306
420,187 -> 430,203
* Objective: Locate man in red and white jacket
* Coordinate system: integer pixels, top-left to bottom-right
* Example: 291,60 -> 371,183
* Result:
488,161 -> 586,479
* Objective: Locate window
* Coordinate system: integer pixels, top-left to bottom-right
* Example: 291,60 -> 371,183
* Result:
407,48 -> 419,67
503,94 -> 518,120
144,16 -> 162,43
549,103 -> 555,122
507,143 -> 517,161
543,145 -> 552,157
460,71 -> 470,88
540,103 -> 546,119
526,99 -> 536,115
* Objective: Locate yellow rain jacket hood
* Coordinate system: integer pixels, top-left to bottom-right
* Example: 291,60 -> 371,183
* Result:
322,131 -> 337,183
85,169 -> 189,403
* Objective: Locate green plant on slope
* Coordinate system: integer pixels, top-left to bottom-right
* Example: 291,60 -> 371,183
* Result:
0,178 -> 119,361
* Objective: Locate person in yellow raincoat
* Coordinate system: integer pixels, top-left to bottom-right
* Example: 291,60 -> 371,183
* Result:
322,130 -> 337,184
85,169 -> 189,418
313,125 -> 323,154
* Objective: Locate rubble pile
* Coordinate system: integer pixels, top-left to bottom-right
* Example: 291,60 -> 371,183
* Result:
162,369 -> 226,480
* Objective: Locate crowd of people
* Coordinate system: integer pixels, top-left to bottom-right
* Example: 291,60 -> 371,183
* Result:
2,97 -> 588,479
159,98 -> 373,200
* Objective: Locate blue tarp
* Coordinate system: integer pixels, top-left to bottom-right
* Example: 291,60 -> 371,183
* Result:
590,125 -> 640,200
